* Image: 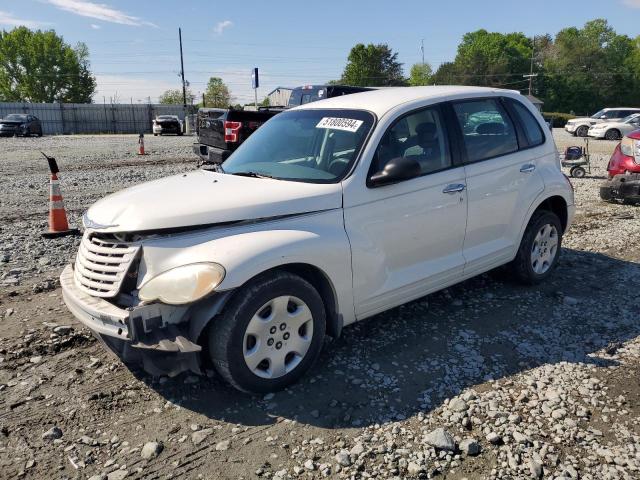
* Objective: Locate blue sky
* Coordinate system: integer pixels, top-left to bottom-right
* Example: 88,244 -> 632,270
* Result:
1,0 -> 639,104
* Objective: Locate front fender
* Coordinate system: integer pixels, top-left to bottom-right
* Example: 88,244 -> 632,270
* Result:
137,209 -> 355,326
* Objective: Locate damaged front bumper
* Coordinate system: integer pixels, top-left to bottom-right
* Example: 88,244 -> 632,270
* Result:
600,173 -> 640,203
60,264 -> 227,377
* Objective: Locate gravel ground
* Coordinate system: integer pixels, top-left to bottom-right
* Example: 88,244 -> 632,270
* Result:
0,131 -> 639,480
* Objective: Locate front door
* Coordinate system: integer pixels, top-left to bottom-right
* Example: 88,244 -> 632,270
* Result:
344,104 -> 468,319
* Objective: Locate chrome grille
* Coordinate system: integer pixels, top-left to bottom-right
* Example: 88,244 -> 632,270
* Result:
74,233 -> 140,298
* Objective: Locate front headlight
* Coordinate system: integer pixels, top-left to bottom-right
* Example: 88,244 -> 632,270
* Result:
138,262 -> 225,304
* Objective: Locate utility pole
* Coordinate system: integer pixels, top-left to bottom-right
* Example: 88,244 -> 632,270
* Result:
179,27 -> 187,109
523,36 -> 538,96
202,92 -> 206,108
421,38 -> 425,65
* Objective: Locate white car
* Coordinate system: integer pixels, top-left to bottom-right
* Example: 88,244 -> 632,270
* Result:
61,86 -> 574,392
565,108 -> 640,137
152,115 -> 183,136
587,113 -> 640,140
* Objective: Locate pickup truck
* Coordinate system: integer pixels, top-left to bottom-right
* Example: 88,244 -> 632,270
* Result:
192,108 -> 279,164
193,85 -> 373,164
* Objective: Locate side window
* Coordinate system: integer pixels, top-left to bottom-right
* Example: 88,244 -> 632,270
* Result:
510,100 -> 545,147
604,110 -> 619,119
372,106 -> 452,178
453,99 -> 518,163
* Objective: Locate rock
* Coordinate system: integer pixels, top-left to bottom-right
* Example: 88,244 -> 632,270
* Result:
304,459 -> 315,471
38,256 -> 51,266
335,450 -> 351,467
350,443 -> 365,456
486,432 -> 502,444
141,441 -> 163,459
42,426 -> 62,441
460,438 -> 481,456
529,455 -> 543,478
107,471 -> 128,480
191,428 -> 213,445
215,439 -> 230,451
512,431 -> 530,445
88,475 -> 107,480
53,325 -> 73,335
424,428 -> 456,451
4,308 -> 14,318
448,397 -> 469,412
29,356 -> 42,364
407,461 -> 422,475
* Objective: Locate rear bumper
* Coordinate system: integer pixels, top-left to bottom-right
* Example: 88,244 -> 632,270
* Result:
600,173 -> 640,203
192,143 -> 229,163
60,264 -> 204,376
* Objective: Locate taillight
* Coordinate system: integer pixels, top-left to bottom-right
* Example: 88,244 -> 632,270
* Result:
224,121 -> 242,142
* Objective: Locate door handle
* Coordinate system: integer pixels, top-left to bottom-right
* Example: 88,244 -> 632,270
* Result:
442,183 -> 466,194
520,164 -> 536,173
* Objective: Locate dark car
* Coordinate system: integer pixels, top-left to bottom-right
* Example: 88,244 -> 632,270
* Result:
286,85 -> 373,107
152,115 -> 183,136
0,114 -> 43,137
193,108 -> 279,164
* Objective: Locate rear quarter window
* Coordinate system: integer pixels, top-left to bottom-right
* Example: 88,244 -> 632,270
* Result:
509,100 -> 545,147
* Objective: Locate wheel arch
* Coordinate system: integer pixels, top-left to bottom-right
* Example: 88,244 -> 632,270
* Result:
191,262 -> 343,347
534,195 -> 569,233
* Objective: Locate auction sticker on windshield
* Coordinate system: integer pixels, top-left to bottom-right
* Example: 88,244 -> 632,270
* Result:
316,117 -> 363,133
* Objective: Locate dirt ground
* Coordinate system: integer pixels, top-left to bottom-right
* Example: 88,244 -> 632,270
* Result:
0,131 -> 639,480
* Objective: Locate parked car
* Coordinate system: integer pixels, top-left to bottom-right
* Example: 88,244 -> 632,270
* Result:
192,108 -> 280,164
286,84 -> 373,108
61,86 -> 574,392
0,114 -> 43,137
600,130 -> 640,204
152,115 -> 183,136
588,113 -> 640,140
193,86 -> 373,164
565,108 -> 640,137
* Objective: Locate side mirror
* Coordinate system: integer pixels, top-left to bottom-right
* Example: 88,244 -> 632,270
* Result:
369,156 -> 421,187
600,115 -> 607,119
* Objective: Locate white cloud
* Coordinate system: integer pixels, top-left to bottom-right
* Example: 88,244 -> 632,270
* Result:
90,23 -> 100,29
214,20 -> 233,35
622,0 -> 640,7
0,11 -> 50,28
44,0 -> 156,27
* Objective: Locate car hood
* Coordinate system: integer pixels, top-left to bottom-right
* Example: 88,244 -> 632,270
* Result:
0,120 -> 22,126
84,170 -> 343,233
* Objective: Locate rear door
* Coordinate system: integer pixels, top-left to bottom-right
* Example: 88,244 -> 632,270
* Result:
452,97 -> 545,275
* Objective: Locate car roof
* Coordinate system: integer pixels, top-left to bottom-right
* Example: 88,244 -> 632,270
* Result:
291,86 -> 522,118
603,107 -> 640,111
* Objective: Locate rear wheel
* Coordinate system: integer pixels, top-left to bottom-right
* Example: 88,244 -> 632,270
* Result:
576,125 -> 589,137
209,271 -> 326,393
509,210 -> 563,285
570,166 -> 586,178
605,129 -> 621,141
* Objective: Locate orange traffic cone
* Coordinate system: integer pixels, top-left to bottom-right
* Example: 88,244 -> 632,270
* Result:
41,154 -> 79,238
138,133 -> 145,155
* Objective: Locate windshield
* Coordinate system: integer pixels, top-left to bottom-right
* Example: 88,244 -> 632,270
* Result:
222,109 -> 375,183
590,110 -> 606,119
623,114 -> 640,123
5,114 -> 27,121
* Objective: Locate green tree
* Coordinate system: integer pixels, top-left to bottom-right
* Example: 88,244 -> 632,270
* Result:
451,29 -> 532,87
409,62 -> 433,86
539,19 -> 638,114
0,27 -> 96,103
340,43 -> 407,86
432,62 -> 459,85
203,77 -> 232,107
158,88 -> 195,105
260,96 -> 270,107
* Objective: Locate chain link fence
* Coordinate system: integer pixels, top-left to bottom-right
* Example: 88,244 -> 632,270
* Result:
0,102 -> 194,135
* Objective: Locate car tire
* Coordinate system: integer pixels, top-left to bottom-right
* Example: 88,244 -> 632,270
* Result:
209,271 -> 326,393
509,210 -> 563,285
153,133 -> 158,136
570,166 -> 586,178
576,125 -> 589,137
605,129 -> 621,141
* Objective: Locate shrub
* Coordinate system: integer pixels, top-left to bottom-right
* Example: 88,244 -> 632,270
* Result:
543,112 -> 576,128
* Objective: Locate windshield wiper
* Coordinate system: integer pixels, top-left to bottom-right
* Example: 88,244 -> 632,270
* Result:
230,171 -> 276,179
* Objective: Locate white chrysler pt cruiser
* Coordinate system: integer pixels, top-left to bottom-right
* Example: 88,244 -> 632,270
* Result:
62,86 -> 574,393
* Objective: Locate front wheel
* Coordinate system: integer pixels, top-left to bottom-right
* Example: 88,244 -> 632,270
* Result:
509,210 -> 563,285
576,125 -> 589,137
605,129 -> 621,141
209,271 -> 326,393
570,166 -> 586,178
